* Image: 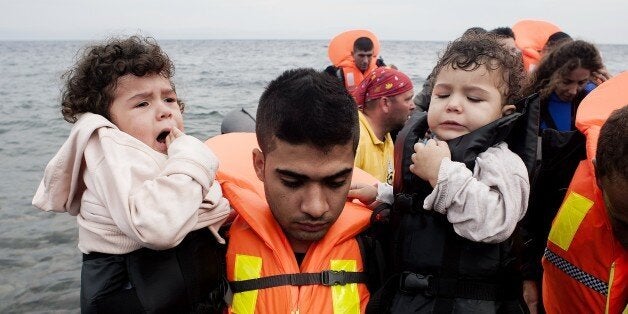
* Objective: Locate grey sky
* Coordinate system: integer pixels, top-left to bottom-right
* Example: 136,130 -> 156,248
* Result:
1,0 -> 626,44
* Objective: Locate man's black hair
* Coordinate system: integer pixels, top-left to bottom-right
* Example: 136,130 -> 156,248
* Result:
353,37 -> 374,52
256,68 -> 359,153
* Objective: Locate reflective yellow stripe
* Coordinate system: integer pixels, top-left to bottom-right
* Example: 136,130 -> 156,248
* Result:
605,261 -> 615,314
605,262 -> 627,314
548,192 -> 594,251
330,259 -> 360,314
232,254 -> 262,314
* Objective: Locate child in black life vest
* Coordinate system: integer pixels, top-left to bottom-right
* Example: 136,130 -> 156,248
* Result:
352,33 -> 530,313
409,36 -> 529,244
32,36 -> 231,313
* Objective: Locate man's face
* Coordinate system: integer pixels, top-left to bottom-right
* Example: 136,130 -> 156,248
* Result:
385,89 -> 416,131
253,138 -> 355,253
352,49 -> 374,72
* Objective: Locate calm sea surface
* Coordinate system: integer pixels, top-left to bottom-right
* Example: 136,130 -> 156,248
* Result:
0,39 -> 626,312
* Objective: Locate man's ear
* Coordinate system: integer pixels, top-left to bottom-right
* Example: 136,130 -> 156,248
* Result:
502,104 -> 516,116
252,148 -> 265,182
381,97 -> 391,113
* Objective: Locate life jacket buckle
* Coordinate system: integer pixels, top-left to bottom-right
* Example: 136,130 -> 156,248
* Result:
399,271 -> 433,296
321,270 -> 347,286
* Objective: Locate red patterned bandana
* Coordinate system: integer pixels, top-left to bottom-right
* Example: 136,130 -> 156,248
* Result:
352,67 -> 413,106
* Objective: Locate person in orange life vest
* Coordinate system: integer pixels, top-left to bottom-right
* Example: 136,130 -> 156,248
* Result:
519,39 -> 612,313
352,67 -> 415,185
218,68 -> 377,313
541,77 -> 628,313
325,31 -> 386,94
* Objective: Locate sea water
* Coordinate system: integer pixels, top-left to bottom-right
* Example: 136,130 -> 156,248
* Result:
0,39 -> 626,312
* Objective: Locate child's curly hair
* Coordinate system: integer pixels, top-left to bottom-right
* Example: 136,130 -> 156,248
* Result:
427,33 -> 526,106
61,35 -> 183,123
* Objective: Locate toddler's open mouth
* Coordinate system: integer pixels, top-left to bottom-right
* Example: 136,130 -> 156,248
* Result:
156,130 -> 170,143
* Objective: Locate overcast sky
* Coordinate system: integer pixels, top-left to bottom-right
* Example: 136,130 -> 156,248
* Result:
1,0 -> 626,45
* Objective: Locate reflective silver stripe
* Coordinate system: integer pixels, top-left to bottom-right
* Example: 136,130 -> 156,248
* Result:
544,247 -> 608,296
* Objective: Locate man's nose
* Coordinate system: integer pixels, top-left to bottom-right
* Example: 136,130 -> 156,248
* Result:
300,184 -> 328,218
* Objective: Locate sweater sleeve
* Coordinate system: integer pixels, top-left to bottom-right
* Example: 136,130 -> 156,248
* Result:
423,142 -> 530,243
91,133 -> 221,250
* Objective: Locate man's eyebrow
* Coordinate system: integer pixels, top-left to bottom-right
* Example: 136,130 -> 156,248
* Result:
276,169 -> 309,180
275,168 -> 353,180
324,168 -> 353,180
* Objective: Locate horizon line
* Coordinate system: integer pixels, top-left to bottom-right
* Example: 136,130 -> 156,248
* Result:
0,37 -> 626,46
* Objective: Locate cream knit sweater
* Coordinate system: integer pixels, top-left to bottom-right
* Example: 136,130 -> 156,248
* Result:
33,113 -> 231,254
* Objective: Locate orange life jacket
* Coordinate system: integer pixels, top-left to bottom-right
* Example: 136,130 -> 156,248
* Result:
205,133 -> 376,314
328,29 -> 380,93
542,72 -> 628,313
512,20 -> 561,72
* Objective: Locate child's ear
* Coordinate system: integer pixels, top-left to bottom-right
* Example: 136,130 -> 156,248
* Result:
502,104 -> 516,116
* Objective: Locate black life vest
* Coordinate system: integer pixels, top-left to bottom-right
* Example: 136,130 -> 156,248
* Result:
81,228 -> 228,314
367,94 -> 539,313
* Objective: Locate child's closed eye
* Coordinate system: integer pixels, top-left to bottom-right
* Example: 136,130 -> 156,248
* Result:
135,101 -> 149,108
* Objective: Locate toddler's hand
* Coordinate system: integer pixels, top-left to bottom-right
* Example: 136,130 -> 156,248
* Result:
409,139 -> 450,187
165,127 -> 184,148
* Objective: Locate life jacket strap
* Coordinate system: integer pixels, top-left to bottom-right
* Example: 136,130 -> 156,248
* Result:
544,247 -> 608,296
399,271 -> 502,301
229,270 -> 368,293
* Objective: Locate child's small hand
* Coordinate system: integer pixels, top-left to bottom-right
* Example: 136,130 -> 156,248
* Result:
165,127 -> 184,148
409,139 -> 451,187
347,183 -> 378,205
